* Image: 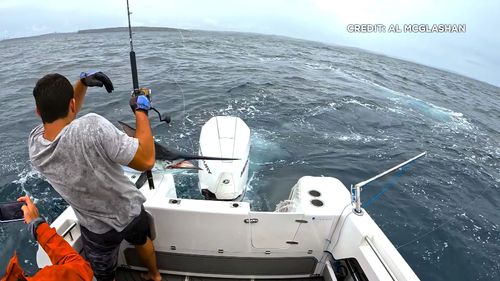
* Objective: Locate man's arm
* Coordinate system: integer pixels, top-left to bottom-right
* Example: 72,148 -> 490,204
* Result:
73,80 -> 87,114
74,71 -> 114,114
16,196 -> 93,280
34,223 -> 93,280
127,111 -> 156,171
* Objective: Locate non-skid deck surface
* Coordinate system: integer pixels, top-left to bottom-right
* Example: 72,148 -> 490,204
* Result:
116,268 -> 183,281
115,268 -> 324,281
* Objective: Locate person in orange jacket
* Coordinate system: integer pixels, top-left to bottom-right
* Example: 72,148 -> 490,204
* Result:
1,196 -> 93,281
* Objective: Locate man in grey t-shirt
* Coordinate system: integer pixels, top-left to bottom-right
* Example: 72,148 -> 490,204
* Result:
28,72 -> 161,281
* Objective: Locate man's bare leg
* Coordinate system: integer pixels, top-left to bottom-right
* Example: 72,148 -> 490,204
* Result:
135,237 -> 161,281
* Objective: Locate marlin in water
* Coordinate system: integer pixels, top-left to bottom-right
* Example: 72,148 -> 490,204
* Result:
118,121 -> 239,188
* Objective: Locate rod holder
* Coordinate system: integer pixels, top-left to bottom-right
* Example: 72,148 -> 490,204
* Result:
354,183 -> 363,214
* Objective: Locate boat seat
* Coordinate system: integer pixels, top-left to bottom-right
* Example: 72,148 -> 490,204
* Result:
145,210 -> 156,241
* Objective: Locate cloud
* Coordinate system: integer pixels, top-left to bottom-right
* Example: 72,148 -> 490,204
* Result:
0,0 -> 499,86
31,24 -> 49,32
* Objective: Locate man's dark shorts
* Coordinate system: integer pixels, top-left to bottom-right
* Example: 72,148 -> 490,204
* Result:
81,206 -> 150,281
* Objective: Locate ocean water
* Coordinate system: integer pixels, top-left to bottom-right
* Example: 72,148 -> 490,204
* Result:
0,30 -> 498,280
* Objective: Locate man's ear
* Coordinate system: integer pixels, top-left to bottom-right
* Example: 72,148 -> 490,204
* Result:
35,107 -> 41,117
69,98 -> 76,114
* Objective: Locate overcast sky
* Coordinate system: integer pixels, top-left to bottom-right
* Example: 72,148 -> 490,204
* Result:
1,0 -> 499,86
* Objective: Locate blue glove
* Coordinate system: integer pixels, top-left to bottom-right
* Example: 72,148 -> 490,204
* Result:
130,95 -> 151,114
80,71 -> 114,93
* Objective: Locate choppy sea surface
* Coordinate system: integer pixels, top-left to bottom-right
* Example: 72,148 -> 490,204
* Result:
0,30 -> 498,280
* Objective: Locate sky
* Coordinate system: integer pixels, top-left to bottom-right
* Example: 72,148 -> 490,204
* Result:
1,0 -> 499,86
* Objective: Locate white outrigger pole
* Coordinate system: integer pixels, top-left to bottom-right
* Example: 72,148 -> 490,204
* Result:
353,151 -> 427,214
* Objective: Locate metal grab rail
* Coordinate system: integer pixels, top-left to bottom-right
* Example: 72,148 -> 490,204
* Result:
365,237 -> 397,281
61,222 -> 78,241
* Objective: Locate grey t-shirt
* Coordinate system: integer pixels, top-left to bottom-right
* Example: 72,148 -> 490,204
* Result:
28,113 -> 146,234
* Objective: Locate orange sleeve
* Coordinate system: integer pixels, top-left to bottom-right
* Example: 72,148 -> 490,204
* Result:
32,223 -> 93,280
1,254 -> 26,281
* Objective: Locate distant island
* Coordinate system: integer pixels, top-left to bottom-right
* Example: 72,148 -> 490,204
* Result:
78,26 -> 188,33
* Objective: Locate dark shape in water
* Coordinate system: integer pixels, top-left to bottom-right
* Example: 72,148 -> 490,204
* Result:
118,120 -> 238,165
118,121 -> 239,189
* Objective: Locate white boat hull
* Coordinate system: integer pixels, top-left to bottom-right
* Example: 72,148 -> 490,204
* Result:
37,172 -> 419,280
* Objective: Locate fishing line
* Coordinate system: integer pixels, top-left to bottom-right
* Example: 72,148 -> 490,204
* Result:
160,29 -> 195,152
352,153 -> 494,252
363,166 -> 409,208
177,30 -> 195,152
396,175 -> 493,249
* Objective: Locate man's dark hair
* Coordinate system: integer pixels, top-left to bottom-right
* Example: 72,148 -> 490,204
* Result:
33,73 -> 74,123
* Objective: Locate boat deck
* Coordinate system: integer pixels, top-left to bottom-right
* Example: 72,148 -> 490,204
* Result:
115,267 -> 325,281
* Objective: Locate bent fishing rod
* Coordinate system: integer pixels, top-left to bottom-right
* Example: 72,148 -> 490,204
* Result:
126,0 -> 170,189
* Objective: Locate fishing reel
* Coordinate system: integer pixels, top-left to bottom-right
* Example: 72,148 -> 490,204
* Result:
131,87 -> 151,98
131,88 -> 171,124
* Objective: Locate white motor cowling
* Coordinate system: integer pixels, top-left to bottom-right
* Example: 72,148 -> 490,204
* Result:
198,116 -> 250,201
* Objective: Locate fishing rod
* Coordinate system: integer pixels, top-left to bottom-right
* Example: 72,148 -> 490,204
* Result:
126,0 -> 170,189
126,0 -> 138,90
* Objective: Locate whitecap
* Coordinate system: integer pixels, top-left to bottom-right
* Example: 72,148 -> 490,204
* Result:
343,99 -> 377,110
329,132 -> 388,143
345,72 -> 474,131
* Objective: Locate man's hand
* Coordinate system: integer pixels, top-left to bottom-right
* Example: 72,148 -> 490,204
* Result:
130,92 -> 152,113
17,196 -> 40,224
79,71 -> 114,93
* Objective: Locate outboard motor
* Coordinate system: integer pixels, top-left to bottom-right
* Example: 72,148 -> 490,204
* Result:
198,116 -> 250,201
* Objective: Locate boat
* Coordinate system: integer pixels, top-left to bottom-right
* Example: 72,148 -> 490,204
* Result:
36,113 -> 424,281
35,2 -> 424,279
